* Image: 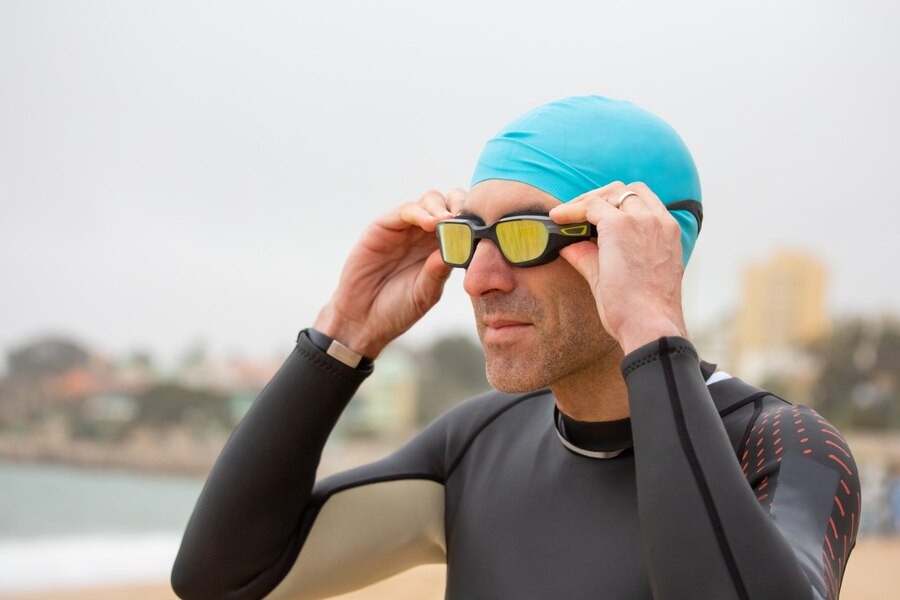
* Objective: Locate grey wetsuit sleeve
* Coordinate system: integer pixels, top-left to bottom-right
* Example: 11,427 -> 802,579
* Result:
623,337 -> 859,600
170,332 -> 447,600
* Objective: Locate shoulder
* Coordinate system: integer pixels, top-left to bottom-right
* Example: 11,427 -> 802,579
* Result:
706,376 -> 790,455
402,388 -> 552,479
429,387 -> 551,450
747,402 -> 857,476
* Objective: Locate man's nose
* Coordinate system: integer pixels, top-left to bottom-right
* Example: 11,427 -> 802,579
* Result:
463,239 -> 516,298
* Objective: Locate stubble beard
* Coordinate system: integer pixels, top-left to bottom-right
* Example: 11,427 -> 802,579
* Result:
476,291 -> 614,394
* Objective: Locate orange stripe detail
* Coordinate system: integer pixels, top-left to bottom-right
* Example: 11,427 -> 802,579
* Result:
829,517 -> 838,539
800,437 -> 809,443
825,439 -> 850,457
757,448 -> 764,457
775,447 -> 784,455
741,450 -> 748,461
757,437 -> 764,447
821,428 -> 844,441
823,551 -> 834,577
829,454 -> 853,476
803,449 -> 813,454
825,535 -> 835,560
774,438 -> 782,445
835,495 -> 845,517
797,427 -> 805,433
840,479 -> 850,495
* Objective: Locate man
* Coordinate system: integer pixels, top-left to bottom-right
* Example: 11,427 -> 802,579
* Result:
172,96 -> 859,599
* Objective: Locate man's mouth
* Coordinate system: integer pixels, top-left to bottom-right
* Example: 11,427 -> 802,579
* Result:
482,318 -> 533,343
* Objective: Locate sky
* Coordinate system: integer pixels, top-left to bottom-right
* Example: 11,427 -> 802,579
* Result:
1,0 -> 898,367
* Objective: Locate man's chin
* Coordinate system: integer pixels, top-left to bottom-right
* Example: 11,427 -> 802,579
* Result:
485,362 -> 549,394
489,380 -> 547,394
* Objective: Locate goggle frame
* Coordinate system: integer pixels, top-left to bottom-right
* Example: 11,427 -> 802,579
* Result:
436,214 -> 597,268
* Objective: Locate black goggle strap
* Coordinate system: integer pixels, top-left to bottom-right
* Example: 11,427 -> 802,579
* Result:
665,200 -> 703,233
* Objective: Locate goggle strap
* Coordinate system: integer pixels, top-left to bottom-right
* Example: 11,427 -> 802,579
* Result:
665,200 -> 703,232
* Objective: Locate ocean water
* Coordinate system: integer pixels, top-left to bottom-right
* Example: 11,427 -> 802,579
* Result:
0,461 -> 204,593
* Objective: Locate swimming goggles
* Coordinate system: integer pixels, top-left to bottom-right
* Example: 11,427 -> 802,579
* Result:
435,201 -> 702,269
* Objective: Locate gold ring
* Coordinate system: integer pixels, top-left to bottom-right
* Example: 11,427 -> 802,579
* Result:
611,190 -> 639,208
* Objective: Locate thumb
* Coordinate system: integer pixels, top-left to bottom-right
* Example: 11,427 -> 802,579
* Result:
559,242 -> 600,289
422,248 -> 452,284
417,249 -> 453,305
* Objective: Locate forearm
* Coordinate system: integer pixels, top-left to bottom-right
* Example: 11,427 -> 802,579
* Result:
172,331 -> 371,600
624,337 -> 813,600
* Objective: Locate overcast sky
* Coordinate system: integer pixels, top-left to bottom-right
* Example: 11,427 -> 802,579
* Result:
1,0 -> 898,366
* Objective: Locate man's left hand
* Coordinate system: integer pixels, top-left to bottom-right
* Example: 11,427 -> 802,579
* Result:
549,181 -> 687,355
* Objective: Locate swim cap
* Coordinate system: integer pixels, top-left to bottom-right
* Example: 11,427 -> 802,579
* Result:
470,96 -> 702,264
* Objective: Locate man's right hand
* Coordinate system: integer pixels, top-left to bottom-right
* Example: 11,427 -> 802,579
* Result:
313,188 -> 466,359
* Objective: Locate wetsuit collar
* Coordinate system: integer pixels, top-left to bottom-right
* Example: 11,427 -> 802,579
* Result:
554,360 -> 726,459
555,408 -> 633,458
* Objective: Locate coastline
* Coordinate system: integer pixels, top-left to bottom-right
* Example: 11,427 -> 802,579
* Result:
0,433 -> 222,477
0,431 -> 407,478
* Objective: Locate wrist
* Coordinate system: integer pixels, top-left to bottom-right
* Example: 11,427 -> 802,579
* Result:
306,328 -> 374,370
615,314 -> 687,355
314,304 -> 384,359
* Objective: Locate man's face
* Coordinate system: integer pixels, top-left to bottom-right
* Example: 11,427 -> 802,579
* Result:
461,180 -> 618,393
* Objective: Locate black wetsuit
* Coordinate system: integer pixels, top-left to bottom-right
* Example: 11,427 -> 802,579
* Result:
172,332 -> 860,600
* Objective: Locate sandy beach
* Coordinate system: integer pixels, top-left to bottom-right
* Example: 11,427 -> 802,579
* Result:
4,537 -> 898,600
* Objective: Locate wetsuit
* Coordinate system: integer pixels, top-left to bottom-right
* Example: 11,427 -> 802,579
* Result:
172,332 -> 860,600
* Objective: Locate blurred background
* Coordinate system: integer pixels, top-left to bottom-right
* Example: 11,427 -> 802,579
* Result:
1,1 -> 898,598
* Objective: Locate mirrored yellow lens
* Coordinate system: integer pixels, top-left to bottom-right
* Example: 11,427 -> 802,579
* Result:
496,220 -> 549,263
439,223 -> 473,265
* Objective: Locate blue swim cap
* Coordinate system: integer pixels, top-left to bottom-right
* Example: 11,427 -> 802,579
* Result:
470,96 -> 702,264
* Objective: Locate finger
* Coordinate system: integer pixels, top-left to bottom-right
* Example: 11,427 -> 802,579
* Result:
416,249 -> 453,305
565,181 -> 626,205
615,188 -> 653,215
549,192 -> 621,224
445,188 -> 467,215
421,248 -> 452,283
380,201 -> 440,232
419,189 -> 455,220
551,180 -> 633,221
627,182 -> 667,216
558,241 -> 600,289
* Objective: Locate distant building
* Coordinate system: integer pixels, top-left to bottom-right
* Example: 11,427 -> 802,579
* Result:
692,314 -> 737,370
338,347 -> 418,438
733,249 -> 829,391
